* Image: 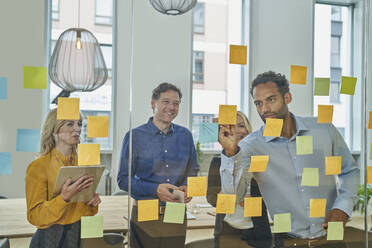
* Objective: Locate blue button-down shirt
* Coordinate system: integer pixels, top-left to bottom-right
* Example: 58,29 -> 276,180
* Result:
221,114 -> 359,239
117,117 -> 199,201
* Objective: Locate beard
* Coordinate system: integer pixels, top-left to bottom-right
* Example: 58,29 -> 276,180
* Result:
260,104 -> 288,123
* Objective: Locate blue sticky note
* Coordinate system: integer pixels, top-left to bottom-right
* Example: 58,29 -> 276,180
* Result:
16,129 -> 41,152
0,77 -> 8,100
0,152 -> 11,175
199,123 -> 218,143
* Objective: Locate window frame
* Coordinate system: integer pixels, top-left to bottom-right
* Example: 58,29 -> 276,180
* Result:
95,0 -> 113,26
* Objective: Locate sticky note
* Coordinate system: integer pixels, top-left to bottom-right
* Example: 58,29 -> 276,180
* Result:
314,78 -> 330,96
263,118 -> 283,137
296,136 -> 313,155
370,143 -> 372,160
78,144 -> 100,165
273,213 -> 291,233
317,105 -> 333,124
216,194 -> 236,214
325,156 -> 341,175
0,152 -> 11,175
229,45 -> 247,65
163,202 -> 186,224
301,168 -> 319,187
138,199 -> 158,222
340,76 -> 357,95
327,222 -> 344,240
23,66 -> 47,89
218,105 -> 237,125
87,116 -> 109,138
290,65 -> 307,85
244,197 -> 262,217
16,129 -> 41,152
309,199 -> 326,218
81,216 -> 103,239
57,97 -> 80,120
367,167 -> 372,184
369,112 -> 372,129
0,77 -> 8,100
187,176 -> 207,197
199,123 -> 218,143
249,155 -> 269,172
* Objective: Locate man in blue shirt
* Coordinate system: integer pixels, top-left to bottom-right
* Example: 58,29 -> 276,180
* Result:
219,71 -> 359,247
117,83 -> 199,248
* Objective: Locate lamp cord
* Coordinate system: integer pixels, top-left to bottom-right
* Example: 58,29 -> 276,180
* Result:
78,0 -> 80,28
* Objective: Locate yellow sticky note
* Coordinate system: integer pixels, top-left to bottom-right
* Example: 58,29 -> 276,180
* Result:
309,199 -> 326,218
78,144 -> 100,166
23,66 -> 47,89
249,155 -> 269,172
57,97 -> 80,120
367,167 -> 372,184
244,197 -> 262,217
327,222 -> 344,240
87,116 -> 109,138
81,216 -> 103,239
301,168 -> 319,186
216,194 -> 236,214
325,156 -> 342,175
138,199 -> 159,222
218,105 -> 237,125
290,65 -> 307,85
369,112 -> 372,129
263,118 -> 283,137
317,105 -> 334,124
273,213 -> 291,233
340,76 -> 357,95
229,45 -> 247,65
187,176 -> 207,197
296,136 -> 313,155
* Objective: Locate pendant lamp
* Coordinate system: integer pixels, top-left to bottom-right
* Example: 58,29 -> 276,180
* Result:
149,0 -> 197,15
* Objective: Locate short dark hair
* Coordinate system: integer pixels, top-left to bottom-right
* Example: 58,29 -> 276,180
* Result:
152,82 -> 182,100
250,71 -> 289,96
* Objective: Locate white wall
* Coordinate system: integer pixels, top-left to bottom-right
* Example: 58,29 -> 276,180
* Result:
0,0 -> 46,197
248,0 -> 314,130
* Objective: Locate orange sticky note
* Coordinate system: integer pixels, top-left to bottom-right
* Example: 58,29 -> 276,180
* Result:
263,118 -> 283,137
290,65 -> 307,85
249,155 -> 269,172
216,194 -> 236,214
138,199 -> 159,222
229,45 -> 247,65
218,105 -> 237,125
317,105 -> 334,123
309,198 -> 327,218
369,112 -> 372,129
244,197 -> 262,217
367,167 -> 372,184
78,144 -> 100,165
325,156 -> 342,175
87,116 -> 109,138
187,176 -> 207,197
57,97 -> 80,120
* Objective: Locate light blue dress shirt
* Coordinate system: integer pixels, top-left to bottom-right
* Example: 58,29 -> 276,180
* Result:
221,114 -> 359,239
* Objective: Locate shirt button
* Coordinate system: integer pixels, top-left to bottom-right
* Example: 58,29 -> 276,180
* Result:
165,150 -> 167,153
301,189 -> 304,192
166,178 -> 170,182
165,164 -> 169,168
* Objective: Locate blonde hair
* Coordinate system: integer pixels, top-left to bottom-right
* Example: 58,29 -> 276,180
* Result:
237,111 -> 253,134
39,108 -> 81,157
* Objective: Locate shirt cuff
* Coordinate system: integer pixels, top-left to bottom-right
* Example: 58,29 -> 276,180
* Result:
332,196 -> 354,217
55,195 -> 71,210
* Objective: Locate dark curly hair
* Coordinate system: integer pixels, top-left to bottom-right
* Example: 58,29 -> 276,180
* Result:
250,71 -> 289,97
152,82 -> 182,100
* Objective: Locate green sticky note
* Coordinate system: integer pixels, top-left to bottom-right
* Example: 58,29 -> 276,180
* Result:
81,216 -> 103,239
296,136 -> 313,155
273,213 -> 291,233
301,168 -> 319,187
340,76 -> 357,95
23,66 -> 47,89
163,202 -> 185,224
314,78 -> 330,96
327,222 -> 344,240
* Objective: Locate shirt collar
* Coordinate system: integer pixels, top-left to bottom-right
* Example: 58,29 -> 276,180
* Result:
263,113 -> 309,142
52,148 -> 77,166
147,117 -> 175,135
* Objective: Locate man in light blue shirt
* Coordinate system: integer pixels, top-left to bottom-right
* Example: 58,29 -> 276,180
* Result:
219,71 -> 359,247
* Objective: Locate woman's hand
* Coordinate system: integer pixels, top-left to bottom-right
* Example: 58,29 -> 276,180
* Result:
85,192 -> 101,207
219,125 -> 238,157
61,174 -> 93,202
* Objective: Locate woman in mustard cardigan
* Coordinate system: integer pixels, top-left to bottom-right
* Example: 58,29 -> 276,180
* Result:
25,108 -> 101,248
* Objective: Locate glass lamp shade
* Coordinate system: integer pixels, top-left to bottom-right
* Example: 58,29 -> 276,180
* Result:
149,0 -> 197,15
48,28 -> 108,93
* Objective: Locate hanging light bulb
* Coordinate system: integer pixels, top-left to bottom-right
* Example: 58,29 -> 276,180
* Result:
75,30 -> 82,50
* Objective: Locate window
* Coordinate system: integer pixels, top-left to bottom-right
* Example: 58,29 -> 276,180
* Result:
100,44 -> 113,78
52,0 -> 59,21
95,0 -> 113,25
193,51 -> 204,84
193,3 -> 205,34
